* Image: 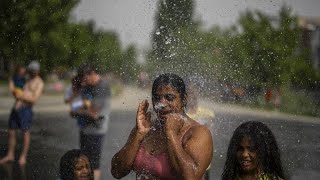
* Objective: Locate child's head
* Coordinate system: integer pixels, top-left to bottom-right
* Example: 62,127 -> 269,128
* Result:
222,121 -> 284,180
14,65 -> 26,77
60,149 -> 93,180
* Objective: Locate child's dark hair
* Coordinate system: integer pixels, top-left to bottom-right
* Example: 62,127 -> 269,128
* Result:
59,149 -> 93,180
77,63 -> 98,77
222,121 -> 284,180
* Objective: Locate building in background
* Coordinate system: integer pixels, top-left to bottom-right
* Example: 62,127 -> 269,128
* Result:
298,16 -> 320,70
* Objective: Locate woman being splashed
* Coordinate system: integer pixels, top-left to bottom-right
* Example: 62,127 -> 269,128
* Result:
111,73 -> 213,180
222,121 -> 284,180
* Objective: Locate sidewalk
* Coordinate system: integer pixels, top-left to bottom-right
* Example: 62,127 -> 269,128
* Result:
1,85 -> 319,124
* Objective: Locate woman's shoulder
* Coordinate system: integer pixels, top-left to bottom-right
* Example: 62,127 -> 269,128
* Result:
187,119 -> 210,131
191,123 -> 211,136
183,121 -> 212,141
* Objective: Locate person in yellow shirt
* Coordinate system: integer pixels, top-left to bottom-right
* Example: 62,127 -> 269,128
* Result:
186,83 -> 214,129
186,82 -> 214,180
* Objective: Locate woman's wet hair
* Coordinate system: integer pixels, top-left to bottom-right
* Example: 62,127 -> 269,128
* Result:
59,149 -> 93,180
152,73 -> 187,105
222,121 -> 284,180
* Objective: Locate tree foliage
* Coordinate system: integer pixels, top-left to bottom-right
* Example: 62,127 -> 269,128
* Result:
0,0 -> 138,80
147,3 -> 319,94
150,0 -> 195,63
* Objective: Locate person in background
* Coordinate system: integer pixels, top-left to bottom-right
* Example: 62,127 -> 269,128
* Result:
222,121 -> 284,180
186,82 -> 215,180
111,73 -> 213,180
59,149 -> 94,180
186,82 -> 215,129
72,64 -> 111,180
0,61 -> 44,166
64,75 -> 91,128
9,65 -> 26,97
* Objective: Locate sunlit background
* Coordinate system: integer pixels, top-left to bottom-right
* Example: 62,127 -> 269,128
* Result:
0,0 -> 320,179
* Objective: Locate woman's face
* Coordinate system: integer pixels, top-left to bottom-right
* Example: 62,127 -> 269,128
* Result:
236,136 -> 260,174
74,155 -> 91,180
153,84 -> 185,119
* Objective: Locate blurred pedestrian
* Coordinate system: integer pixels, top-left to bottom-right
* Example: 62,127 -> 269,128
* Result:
273,87 -> 281,110
0,61 -> 44,166
59,149 -> 94,180
264,88 -> 273,105
186,82 -> 214,180
111,73 -> 213,180
64,75 -> 82,104
222,121 -> 284,180
186,82 -> 215,129
72,64 -> 111,180
65,75 -> 91,128
137,71 -> 150,89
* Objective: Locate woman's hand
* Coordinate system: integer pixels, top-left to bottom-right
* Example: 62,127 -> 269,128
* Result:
136,100 -> 151,138
164,113 -> 185,135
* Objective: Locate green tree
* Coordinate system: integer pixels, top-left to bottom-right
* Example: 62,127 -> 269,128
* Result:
0,0 -> 139,81
150,0 -> 195,62
220,6 -> 317,89
0,0 -> 79,74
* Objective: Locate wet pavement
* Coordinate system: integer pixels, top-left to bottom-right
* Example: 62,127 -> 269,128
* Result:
0,86 -> 320,180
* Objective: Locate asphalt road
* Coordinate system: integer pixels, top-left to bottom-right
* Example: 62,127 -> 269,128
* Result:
0,87 -> 319,180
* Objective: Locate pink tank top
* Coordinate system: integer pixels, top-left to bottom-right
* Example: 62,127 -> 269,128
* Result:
133,125 -> 197,179
133,144 -> 176,179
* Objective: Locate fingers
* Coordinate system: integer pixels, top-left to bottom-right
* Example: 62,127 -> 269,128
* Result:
144,101 -> 149,113
146,111 -> 151,122
138,100 -> 149,115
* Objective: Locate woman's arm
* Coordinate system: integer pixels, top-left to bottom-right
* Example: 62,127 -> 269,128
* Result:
18,81 -> 44,104
166,121 -> 213,180
111,127 -> 145,179
111,100 -> 151,179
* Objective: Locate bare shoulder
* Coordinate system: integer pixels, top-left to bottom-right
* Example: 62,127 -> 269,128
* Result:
190,124 -> 212,138
183,123 -> 213,158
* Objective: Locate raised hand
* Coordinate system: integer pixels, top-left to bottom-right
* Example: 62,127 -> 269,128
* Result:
164,113 -> 185,135
136,100 -> 151,137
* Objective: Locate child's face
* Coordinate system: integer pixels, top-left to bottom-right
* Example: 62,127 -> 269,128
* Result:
236,136 -> 259,173
74,155 -> 91,180
18,68 -> 26,76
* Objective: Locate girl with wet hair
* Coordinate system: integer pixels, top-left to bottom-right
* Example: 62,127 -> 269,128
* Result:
112,73 -> 213,180
222,121 -> 284,180
59,149 -> 94,180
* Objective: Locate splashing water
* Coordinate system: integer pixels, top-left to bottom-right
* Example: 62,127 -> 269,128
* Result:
154,103 -> 166,111
178,114 -> 189,122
